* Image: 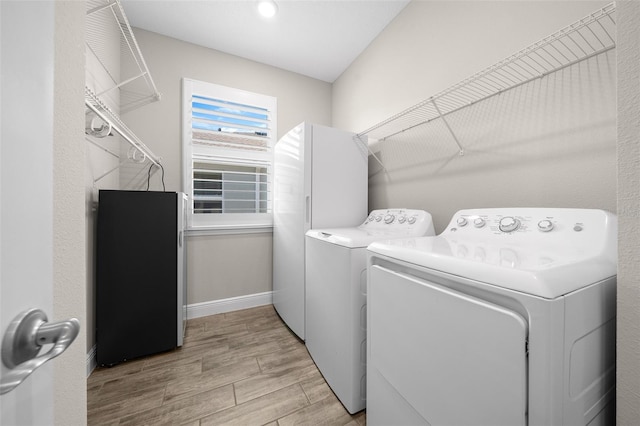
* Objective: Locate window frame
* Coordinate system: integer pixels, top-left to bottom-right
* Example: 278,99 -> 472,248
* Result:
182,78 -> 277,231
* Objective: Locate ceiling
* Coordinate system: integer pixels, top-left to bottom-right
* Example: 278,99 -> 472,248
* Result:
121,0 -> 410,83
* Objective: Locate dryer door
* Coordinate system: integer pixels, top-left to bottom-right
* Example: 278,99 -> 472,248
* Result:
368,265 -> 528,426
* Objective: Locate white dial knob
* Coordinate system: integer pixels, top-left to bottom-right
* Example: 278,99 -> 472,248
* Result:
499,216 -> 520,233
456,217 -> 468,227
398,216 -> 406,224
473,217 -> 486,228
407,216 -> 417,224
384,214 -> 395,224
537,220 -> 554,232
375,215 -> 382,222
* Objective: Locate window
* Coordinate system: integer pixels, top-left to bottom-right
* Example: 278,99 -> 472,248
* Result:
182,79 -> 276,230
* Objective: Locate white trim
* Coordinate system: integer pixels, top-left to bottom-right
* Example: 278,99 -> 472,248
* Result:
86,344 -> 97,377
187,291 -> 273,319
186,225 -> 273,237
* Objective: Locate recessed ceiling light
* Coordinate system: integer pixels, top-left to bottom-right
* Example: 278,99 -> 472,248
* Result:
258,0 -> 278,18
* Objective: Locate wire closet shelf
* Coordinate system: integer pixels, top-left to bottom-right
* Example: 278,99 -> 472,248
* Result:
86,0 -> 161,113
357,2 -> 616,158
85,87 -> 162,191
85,87 -> 161,167
85,0 -> 163,189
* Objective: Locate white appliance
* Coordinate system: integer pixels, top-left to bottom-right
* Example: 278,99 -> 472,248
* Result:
366,208 -> 617,426
305,209 -> 435,414
273,122 -> 368,340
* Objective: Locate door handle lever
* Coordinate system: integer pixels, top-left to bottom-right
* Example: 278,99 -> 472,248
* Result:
0,308 -> 80,395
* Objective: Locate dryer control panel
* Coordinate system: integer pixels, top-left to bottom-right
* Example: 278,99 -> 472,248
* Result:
441,208 -> 618,273
447,208 -> 615,238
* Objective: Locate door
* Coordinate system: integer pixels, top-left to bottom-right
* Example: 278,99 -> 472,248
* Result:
368,265 -> 528,426
1,1 -> 78,424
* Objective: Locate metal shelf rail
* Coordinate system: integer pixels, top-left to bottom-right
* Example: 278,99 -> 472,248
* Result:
357,3 -> 616,158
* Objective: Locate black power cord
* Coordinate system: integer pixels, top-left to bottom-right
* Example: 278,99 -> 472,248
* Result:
146,162 -> 166,192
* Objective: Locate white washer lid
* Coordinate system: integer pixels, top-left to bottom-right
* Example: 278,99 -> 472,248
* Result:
307,227 -> 423,248
368,236 -> 616,299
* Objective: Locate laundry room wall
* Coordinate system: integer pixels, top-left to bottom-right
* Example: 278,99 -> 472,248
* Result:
332,0 -> 616,233
616,1 -> 640,423
54,1 -> 87,422
121,29 -> 332,308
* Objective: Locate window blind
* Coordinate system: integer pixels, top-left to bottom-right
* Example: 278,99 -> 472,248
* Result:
192,160 -> 268,214
191,95 -> 271,152
183,78 -> 276,229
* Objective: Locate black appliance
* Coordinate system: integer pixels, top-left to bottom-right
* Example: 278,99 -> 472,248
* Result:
96,190 -> 187,366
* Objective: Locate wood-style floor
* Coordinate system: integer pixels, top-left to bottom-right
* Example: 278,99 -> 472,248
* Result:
87,305 -> 366,425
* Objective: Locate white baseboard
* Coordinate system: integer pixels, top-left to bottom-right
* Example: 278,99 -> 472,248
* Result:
87,344 -> 97,377
85,292 -> 272,376
187,291 -> 273,319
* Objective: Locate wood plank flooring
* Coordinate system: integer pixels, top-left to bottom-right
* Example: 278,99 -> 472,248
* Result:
88,305 -> 366,425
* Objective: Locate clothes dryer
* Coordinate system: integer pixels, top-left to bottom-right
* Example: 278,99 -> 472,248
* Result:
366,208 -> 617,426
305,209 -> 435,414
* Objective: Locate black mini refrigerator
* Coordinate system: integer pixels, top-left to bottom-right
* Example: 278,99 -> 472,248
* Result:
96,190 -> 187,366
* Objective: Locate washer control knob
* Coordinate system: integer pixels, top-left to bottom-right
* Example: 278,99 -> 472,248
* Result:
537,220 -> 554,232
407,216 -> 417,224
384,214 -> 395,224
398,216 -> 407,224
473,217 -> 486,228
499,216 -> 520,233
375,215 -> 382,222
456,217 -> 468,227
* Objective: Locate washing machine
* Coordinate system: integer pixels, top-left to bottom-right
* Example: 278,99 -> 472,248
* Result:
305,209 -> 435,414
366,208 -> 617,426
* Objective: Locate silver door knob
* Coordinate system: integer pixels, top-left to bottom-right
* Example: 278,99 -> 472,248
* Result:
0,308 -> 80,395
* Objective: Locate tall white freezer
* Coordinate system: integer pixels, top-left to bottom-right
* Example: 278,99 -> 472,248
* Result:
273,122 -> 368,340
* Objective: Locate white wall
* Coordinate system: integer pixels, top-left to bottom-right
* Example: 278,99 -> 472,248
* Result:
333,1 -> 615,233
616,1 -> 640,423
187,233 -> 272,302
53,1 -> 87,424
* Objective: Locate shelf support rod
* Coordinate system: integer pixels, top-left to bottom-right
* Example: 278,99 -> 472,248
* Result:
93,163 -> 122,184
86,136 -> 119,159
356,134 -> 387,173
96,71 -> 149,98
431,97 -> 464,156
86,1 -> 116,16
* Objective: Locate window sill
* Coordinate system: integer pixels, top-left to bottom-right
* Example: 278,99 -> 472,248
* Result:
186,225 -> 273,237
